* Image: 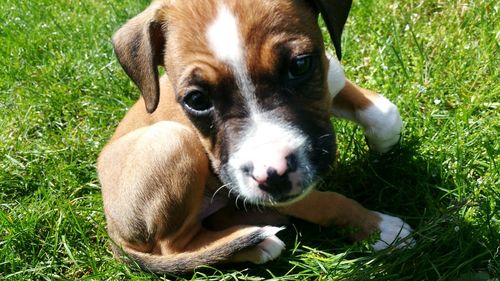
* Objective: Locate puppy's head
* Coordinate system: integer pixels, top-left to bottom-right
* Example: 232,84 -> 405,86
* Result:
113,0 -> 351,205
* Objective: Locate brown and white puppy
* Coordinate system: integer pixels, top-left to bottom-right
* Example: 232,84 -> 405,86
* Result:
97,0 -> 414,273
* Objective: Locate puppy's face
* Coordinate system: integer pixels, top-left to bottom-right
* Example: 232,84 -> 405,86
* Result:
114,0 -> 341,205
160,0 -> 336,205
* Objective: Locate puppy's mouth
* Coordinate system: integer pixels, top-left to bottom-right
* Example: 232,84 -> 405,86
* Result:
221,157 -> 318,206
224,171 -> 316,207
228,177 -> 316,207
268,182 -> 316,206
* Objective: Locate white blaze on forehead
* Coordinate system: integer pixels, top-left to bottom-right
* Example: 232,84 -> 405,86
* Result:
206,4 -> 257,112
206,5 -> 242,64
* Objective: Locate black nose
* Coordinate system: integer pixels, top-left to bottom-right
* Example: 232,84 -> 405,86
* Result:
240,153 -> 299,196
258,167 -> 292,195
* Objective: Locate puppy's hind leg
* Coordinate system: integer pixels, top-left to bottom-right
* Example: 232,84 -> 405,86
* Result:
98,121 -> 208,256
97,121 -> 284,273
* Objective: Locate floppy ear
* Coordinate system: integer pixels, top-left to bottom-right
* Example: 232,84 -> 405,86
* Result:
112,2 -> 166,113
312,0 -> 352,60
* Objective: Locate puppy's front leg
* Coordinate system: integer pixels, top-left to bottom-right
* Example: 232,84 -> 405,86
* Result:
332,80 -> 403,153
327,55 -> 403,153
276,190 -> 414,251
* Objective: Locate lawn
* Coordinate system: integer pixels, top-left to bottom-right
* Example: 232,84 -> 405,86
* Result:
0,0 -> 498,280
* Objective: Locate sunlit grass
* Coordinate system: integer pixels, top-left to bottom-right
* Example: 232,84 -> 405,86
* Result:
1,0 -> 498,280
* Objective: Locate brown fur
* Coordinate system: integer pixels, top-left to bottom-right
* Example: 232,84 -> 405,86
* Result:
333,79 -> 379,111
98,0 -> 399,273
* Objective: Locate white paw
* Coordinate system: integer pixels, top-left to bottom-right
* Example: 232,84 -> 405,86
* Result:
372,212 -> 415,251
252,227 -> 285,264
253,235 -> 285,264
359,96 -> 403,153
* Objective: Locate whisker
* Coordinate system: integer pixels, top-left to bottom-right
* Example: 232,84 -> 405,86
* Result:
255,202 -> 262,213
243,198 -> 248,212
235,194 -> 241,209
210,183 -> 232,203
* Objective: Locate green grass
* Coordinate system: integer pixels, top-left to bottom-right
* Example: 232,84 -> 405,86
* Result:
0,0 -> 498,279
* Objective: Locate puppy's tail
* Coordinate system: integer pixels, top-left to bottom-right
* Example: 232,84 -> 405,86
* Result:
116,226 -> 284,273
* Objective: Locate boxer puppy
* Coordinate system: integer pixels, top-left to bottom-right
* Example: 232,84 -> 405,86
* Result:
97,0 -> 414,273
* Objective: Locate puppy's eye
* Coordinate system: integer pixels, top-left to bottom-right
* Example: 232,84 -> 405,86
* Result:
183,90 -> 213,116
288,54 -> 314,80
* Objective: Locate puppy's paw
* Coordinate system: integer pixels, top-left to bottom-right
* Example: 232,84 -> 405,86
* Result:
243,226 -> 285,264
371,212 -> 415,251
252,234 -> 285,264
229,226 -> 285,264
360,96 -> 403,153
